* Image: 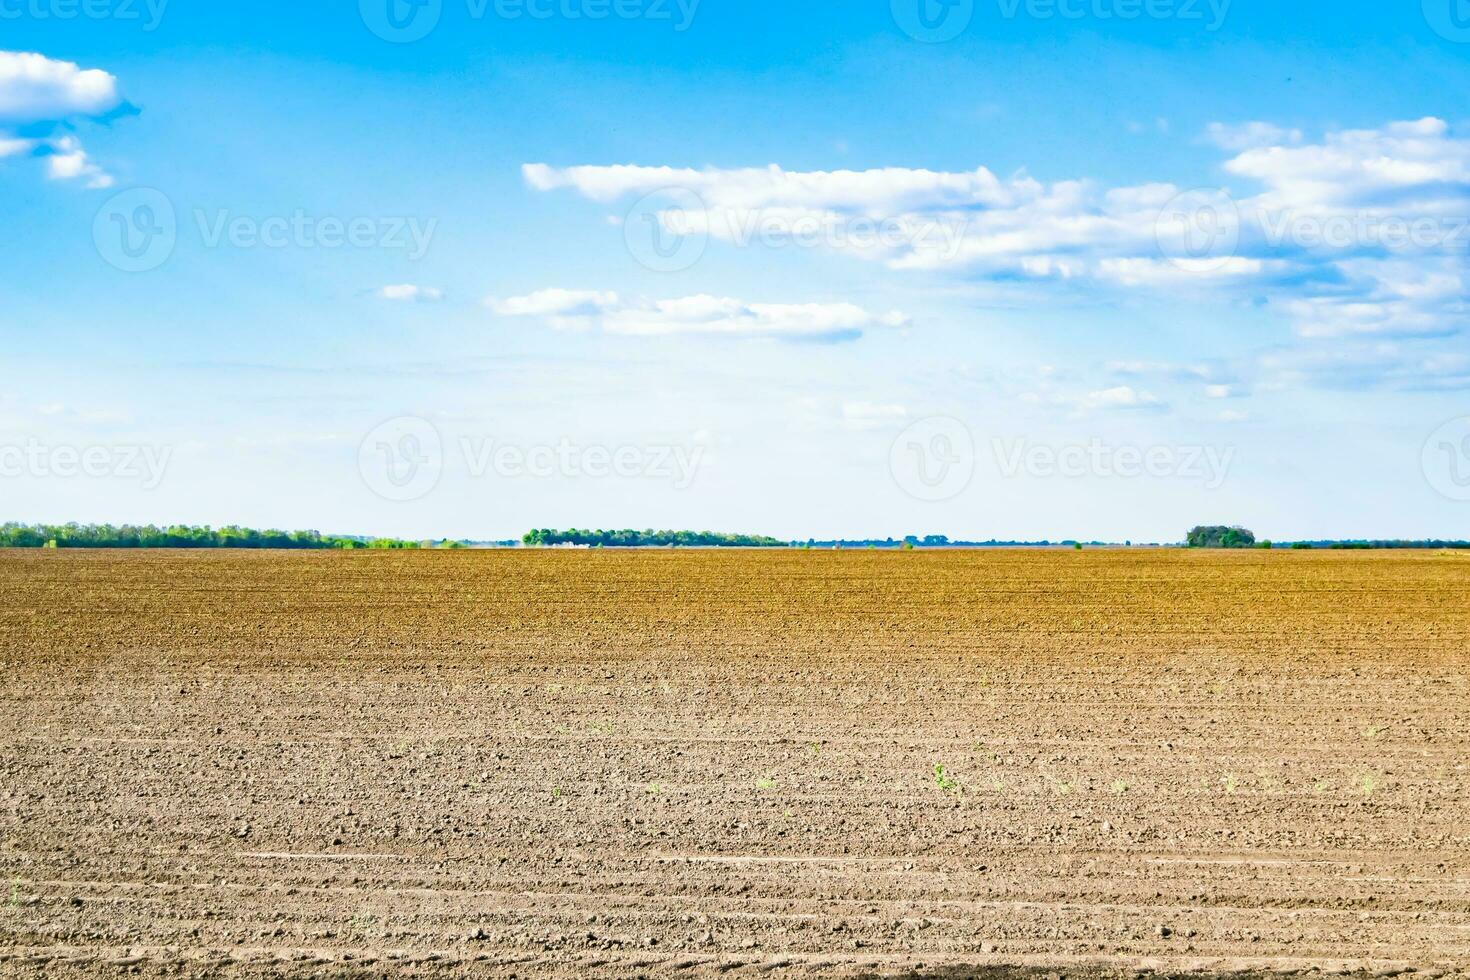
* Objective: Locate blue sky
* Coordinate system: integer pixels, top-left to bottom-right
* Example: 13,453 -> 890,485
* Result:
2,0 -> 1469,541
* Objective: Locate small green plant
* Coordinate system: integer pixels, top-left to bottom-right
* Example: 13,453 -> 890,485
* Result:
1358,773 -> 1378,797
933,763 -> 960,793
755,777 -> 776,791
1111,779 -> 1129,794
551,787 -> 564,799
1222,774 -> 1238,794
645,782 -> 663,795
809,741 -> 822,757
7,878 -> 19,909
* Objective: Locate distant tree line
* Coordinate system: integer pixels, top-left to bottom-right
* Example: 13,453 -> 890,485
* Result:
0,523 -> 447,550
795,536 -> 1115,549
1304,540 -> 1470,550
522,528 -> 786,548
1188,526 -> 1469,550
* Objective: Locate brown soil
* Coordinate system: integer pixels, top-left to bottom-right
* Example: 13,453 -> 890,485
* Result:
1,549 -> 1467,978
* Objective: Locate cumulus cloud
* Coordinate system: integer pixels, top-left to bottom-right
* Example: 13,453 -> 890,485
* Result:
377,284 -> 444,302
0,51 -> 124,189
1204,122 -> 1303,152
1020,383 -> 1168,416
0,51 -> 119,123
526,118 -> 1470,349
41,134 -> 112,189
488,289 -> 908,341
1078,386 -> 1165,412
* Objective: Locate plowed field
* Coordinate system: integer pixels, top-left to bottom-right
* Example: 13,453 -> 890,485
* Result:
1,549 -> 1467,978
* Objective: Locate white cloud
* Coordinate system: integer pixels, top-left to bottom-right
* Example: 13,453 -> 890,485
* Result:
1225,117 -> 1469,211
1020,383 -> 1168,416
43,134 -> 112,188
377,284 -> 444,302
1284,257 -> 1466,339
526,119 -> 1470,341
1257,341 -> 1470,392
1079,386 -> 1164,412
0,53 -> 124,190
489,288 -> 619,318
0,51 -> 120,123
489,289 -> 908,340
1095,256 -> 1272,287
1107,360 -> 1217,382
1204,122 -> 1303,152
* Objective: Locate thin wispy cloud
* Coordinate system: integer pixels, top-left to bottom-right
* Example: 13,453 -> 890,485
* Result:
489,289 -> 909,341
